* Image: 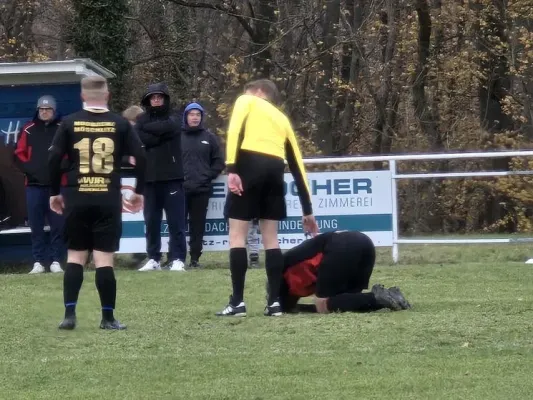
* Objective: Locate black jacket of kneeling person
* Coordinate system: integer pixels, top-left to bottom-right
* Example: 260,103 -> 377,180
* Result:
277,231 -> 412,313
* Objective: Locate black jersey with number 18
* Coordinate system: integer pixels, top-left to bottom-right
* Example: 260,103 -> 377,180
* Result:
48,109 -> 146,206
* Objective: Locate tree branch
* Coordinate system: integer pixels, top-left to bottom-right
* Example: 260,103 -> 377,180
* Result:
131,50 -> 200,66
165,0 -> 256,39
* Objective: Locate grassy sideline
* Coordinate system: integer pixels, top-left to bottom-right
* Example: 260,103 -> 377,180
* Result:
1,243 -> 533,399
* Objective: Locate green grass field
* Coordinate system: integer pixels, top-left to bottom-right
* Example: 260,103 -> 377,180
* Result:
1,243 -> 533,399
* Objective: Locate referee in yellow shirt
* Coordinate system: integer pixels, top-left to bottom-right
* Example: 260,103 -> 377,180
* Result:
216,79 -> 319,317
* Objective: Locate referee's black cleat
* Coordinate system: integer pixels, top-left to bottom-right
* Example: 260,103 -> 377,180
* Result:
371,284 -> 402,311
264,301 -> 283,317
216,296 -> 247,317
388,286 -> 412,310
58,316 -> 77,330
99,319 -> 127,330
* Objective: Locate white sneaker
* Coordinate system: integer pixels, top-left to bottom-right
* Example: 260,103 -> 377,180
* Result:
50,262 -> 64,273
169,260 -> 186,272
29,262 -> 45,274
138,259 -> 161,272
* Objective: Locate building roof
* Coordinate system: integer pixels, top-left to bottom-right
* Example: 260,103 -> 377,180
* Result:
0,59 -> 115,86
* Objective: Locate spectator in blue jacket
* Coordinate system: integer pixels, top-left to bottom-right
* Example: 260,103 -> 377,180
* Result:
181,102 -> 224,268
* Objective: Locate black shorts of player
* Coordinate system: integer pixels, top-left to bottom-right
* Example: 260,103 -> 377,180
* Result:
225,150 -> 286,221
64,202 -> 122,253
315,232 -> 376,298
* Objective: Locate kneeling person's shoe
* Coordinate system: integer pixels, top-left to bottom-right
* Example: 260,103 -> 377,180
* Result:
216,297 -> 247,317
100,319 -> 127,330
388,286 -> 412,310
372,284 -> 402,311
58,316 -> 77,330
264,301 -> 283,317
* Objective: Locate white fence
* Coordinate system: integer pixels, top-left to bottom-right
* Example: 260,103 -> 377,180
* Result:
302,150 -> 533,263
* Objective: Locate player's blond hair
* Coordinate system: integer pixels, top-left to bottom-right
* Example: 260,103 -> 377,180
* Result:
122,105 -> 144,123
81,76 -> 109,101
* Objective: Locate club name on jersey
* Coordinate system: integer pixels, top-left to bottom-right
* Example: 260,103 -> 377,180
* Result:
73,121 -> 116,133
78,176 -> 110,192
78,177 -> 108,185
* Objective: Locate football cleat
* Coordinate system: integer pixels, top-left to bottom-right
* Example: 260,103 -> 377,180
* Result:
371,284 -> 402,311
58,316 -> 77,330
264,301 -> 283,317
100,319 -> 127,330
388,286 -> 412,310
216,297 -> 247,317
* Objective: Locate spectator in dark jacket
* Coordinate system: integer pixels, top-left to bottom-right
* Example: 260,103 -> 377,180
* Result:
182,102 -> 224,268
136,83 -> 187,272
14,95 -> 66,274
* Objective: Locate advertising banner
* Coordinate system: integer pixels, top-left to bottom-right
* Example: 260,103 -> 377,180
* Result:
119,170 -> 393,253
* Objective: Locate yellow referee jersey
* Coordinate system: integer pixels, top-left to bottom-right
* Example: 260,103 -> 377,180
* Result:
225,94 -> 313,215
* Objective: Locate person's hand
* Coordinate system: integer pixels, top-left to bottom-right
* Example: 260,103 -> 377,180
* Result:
129,156 -> 136,166
228,173 -> 243,196
50,195 -> 65,215
124,193 -> 144,213
314,297 -> 330,314
303,214 -> 319,237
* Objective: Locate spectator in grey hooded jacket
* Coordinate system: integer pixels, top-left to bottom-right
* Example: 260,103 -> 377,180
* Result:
181,102 -> 224,268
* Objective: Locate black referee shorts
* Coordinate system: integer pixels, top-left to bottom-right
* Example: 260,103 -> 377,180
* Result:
225,150 -> 287,221
64,202 -> 122,253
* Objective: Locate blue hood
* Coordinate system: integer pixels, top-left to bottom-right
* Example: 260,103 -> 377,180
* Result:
183,102 -> 204,128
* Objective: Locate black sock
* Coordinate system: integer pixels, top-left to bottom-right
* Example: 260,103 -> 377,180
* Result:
229,248 -> 248,305
63,263 -> 84,318
265,248 -> 284,305
95,267 -> 116,321
327,292 -> 381,313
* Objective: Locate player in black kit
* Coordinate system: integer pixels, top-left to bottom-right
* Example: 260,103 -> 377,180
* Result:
274,231 -> 412,314
48,76 -> 146,330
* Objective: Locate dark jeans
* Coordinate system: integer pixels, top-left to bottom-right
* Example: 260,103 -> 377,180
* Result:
26,186 -> 65,263
185,192 -> 210,261
144,180 -> 187,262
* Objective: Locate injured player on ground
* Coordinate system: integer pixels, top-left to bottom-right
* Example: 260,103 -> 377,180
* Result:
273,231 -> 412,314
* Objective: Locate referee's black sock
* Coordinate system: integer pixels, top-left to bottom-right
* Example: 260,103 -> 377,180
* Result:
95,267 -> 116,321
63,263 -> 84,318
229,248 -> 248,306
265,248 -> 283,305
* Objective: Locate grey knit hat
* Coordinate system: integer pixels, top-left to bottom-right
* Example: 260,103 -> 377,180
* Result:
36,95 -> 57,110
